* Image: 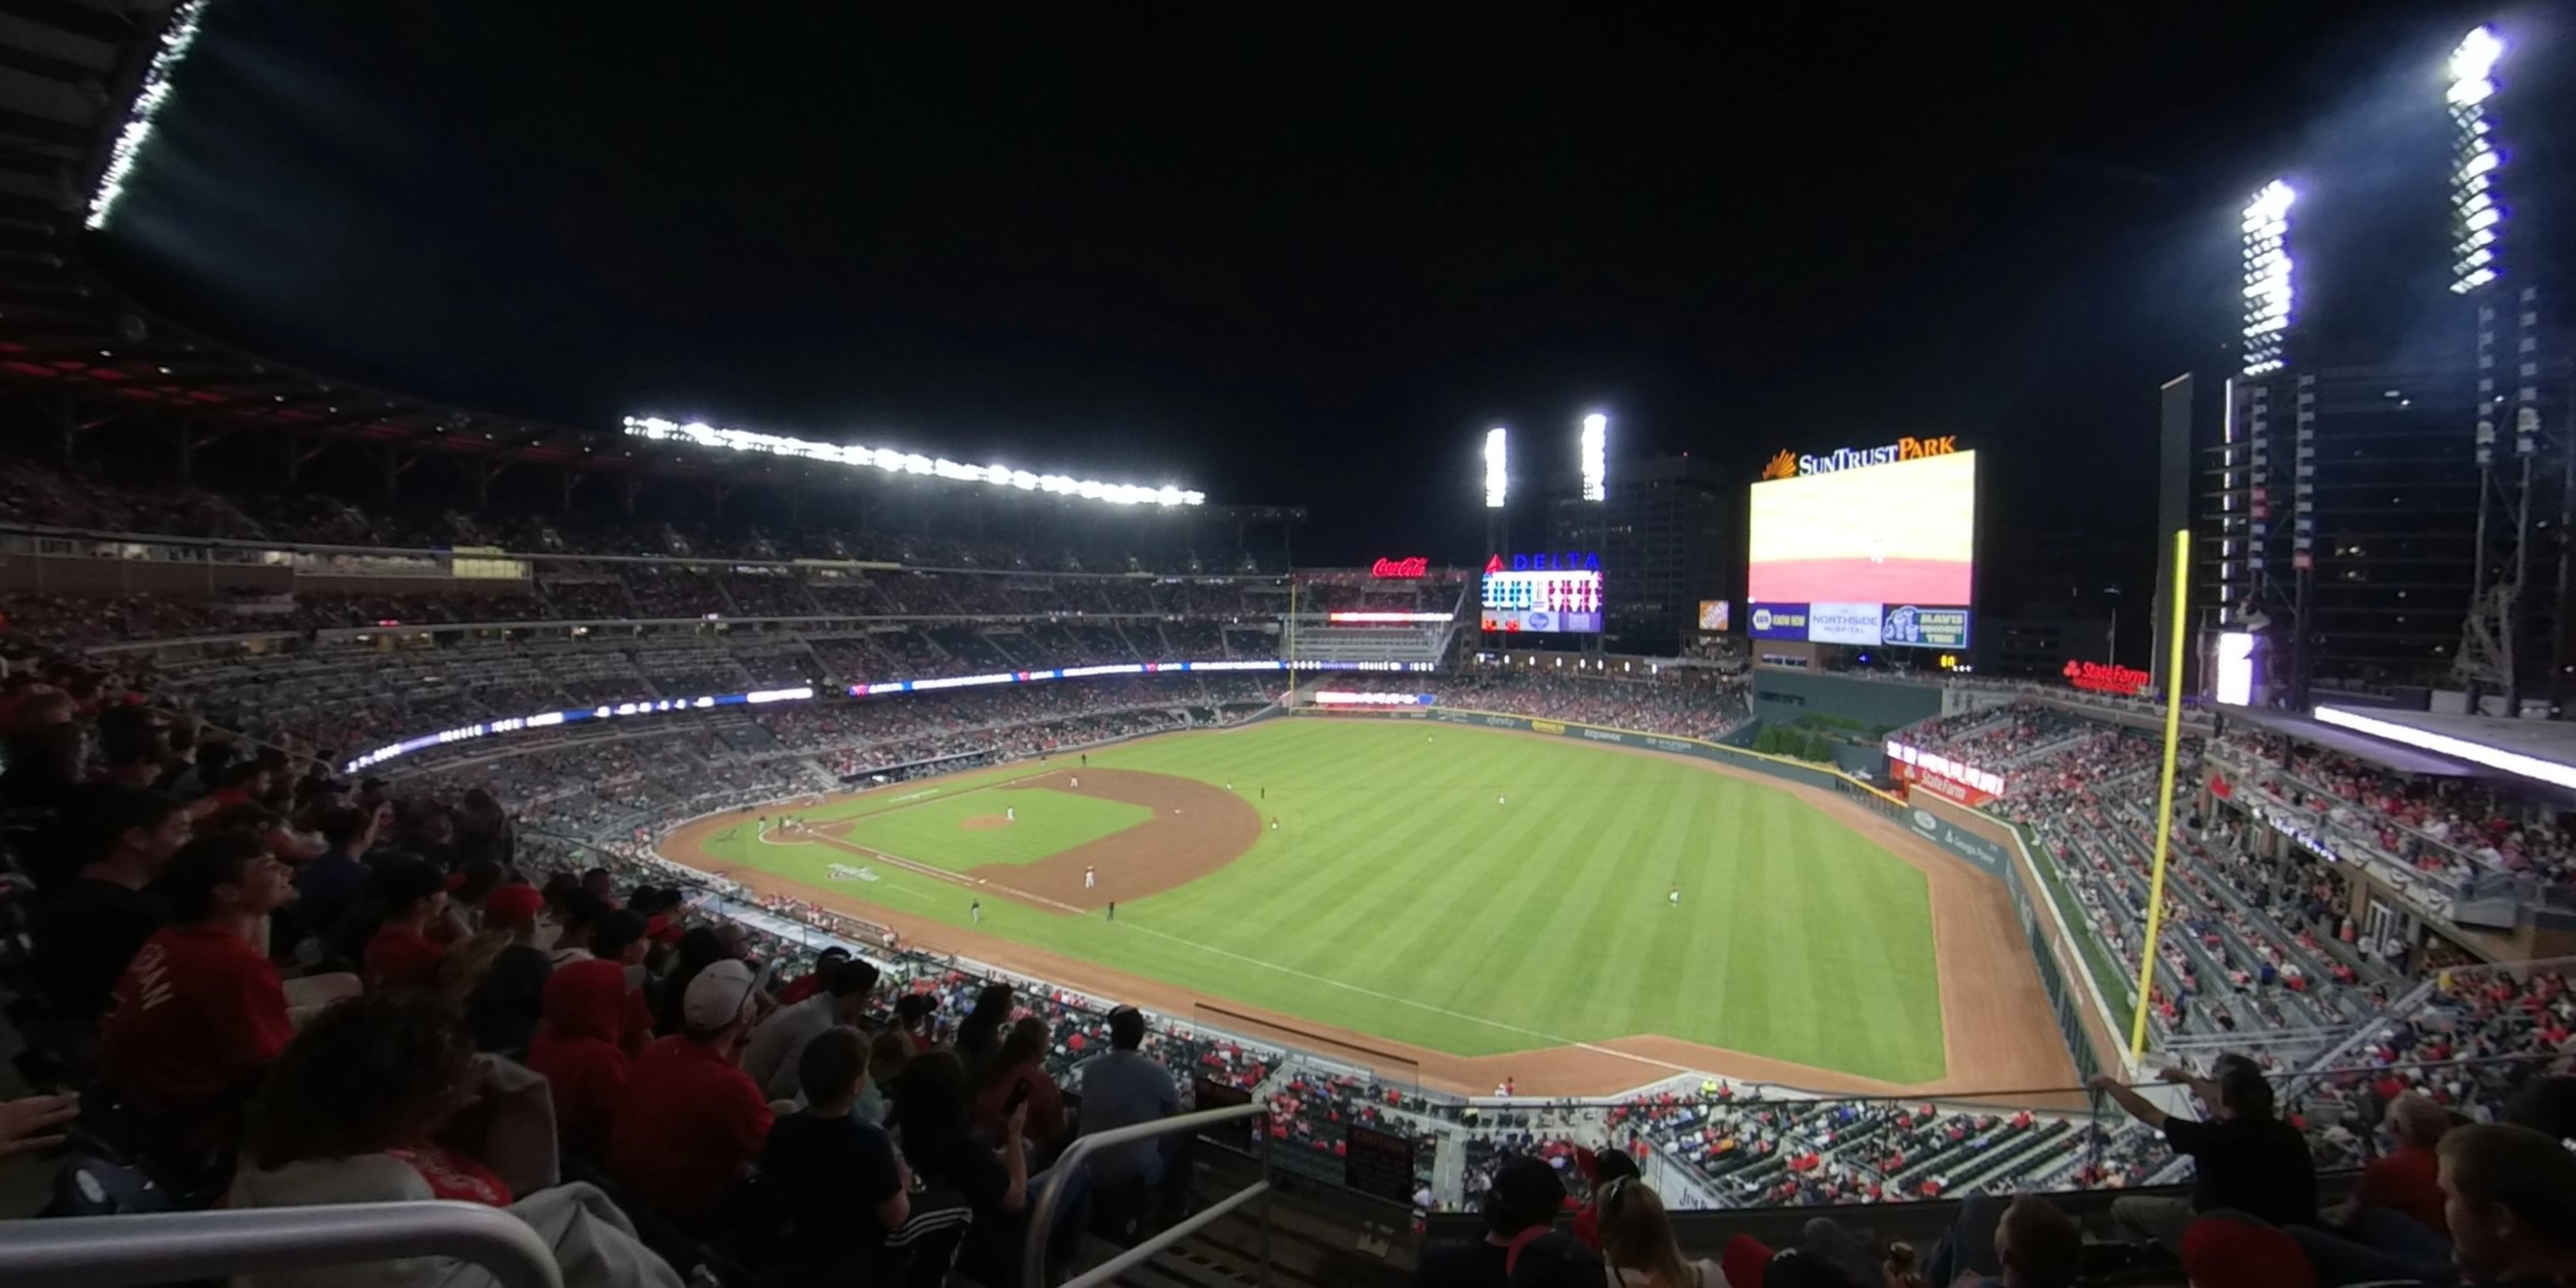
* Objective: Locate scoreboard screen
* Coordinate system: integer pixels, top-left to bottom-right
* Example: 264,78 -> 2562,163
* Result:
1480,569 -> 1602,633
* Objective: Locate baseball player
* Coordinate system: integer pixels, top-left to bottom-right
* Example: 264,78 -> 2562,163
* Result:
1669,884 -> 1681,909
1085,865 -> 1096,889
1071,775 -> 1080,789
971,899 -> 982,924
1006,807 -> 1016,822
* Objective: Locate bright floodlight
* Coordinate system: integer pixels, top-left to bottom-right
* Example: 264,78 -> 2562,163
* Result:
2240,180 -> 2296,376
1579,414 -> 1607,502
1484,427 -> 1508,508
622,416 -> 1205,507
2446,25 -> 2505,294
86,0 -> 213,231
2448,25 -> 2502,105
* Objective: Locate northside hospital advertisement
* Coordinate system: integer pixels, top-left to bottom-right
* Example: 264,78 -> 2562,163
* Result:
1746,447 -> 1976,650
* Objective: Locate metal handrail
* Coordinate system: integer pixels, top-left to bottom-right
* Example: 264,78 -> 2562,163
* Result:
0,1201 -> 564,1288
1024,1100 -> 1273,1288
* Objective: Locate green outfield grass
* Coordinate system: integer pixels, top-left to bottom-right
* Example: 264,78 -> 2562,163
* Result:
696,719 -> 1946,1081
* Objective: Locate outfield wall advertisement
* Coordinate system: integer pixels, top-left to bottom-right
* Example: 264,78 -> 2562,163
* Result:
1907,791 -> 2131,1081
1746,448 -> 1976,650
1302,703 -> 2135,1080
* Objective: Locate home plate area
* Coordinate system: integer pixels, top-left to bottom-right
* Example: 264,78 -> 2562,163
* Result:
806,769 -> 1259,914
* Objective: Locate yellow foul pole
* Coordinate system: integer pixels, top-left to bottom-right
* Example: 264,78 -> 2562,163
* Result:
2128,528 -> 2192,1058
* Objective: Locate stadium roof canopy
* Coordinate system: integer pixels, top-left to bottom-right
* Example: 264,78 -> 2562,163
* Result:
2223,705 -> 2479,778
0,4 -> 1297,524
2311,706 -> 2576,796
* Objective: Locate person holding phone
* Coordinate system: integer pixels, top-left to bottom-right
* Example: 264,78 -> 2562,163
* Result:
974,1016 -> 1067,1157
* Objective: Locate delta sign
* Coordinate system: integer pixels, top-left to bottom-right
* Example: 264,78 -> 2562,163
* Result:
1486,551 -> 1602,573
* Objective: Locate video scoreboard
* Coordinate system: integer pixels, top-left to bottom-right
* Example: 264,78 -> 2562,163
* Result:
1479,552 -> 1602,634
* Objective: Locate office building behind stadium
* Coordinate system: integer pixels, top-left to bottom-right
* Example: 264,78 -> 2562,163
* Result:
2164,24 -> 2576,710
1547,452 -> 1739,653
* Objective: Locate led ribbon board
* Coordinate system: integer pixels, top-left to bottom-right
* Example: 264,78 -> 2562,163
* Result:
343,660 -> 1438,774
624,416 -> 1204,507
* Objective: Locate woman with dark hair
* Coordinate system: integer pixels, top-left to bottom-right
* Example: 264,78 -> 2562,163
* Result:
952,982 -> 1014,1082
893,991 -> 942,1052
974,1016 -> 1066,1155
230,992 -> 682,1288
454,787 -> 516,869
651,925 -> 728,1036
239,992 -> 500,1202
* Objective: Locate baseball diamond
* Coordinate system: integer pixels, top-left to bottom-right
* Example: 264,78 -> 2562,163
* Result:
665,717 -> 2076,1095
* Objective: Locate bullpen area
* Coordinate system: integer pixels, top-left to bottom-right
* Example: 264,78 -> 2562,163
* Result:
665,718 -> 2074,1096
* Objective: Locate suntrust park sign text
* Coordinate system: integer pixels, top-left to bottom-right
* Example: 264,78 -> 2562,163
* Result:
1762,436 -> 1958,480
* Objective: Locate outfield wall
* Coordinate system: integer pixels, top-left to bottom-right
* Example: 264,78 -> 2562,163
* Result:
1906,793 -> 2133,1082
1301,705 -> 2135,1081
1748,669 -> 1946,731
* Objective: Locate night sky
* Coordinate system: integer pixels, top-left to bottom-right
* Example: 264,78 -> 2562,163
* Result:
92,0 -> 2504,592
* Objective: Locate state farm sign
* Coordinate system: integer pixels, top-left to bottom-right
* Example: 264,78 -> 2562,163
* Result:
2062,658 -> 2151,696
1370,556 -> 1430,579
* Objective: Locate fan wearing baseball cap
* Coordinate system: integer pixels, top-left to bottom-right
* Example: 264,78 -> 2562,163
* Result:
607,957 -> 774,1234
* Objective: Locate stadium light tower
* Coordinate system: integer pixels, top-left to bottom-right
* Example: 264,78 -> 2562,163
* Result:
2240,180 -> 2296,377
86,0 -> 214,231
2446,21 -> 2549,710
1579,414 -> 1607,502
1484,427 -> 1508,508
2446,25 -> 2504,295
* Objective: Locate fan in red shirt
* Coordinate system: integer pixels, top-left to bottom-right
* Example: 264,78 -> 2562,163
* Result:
362,860 -> 452,991
774,946 -> 851,1007
2341,1092 -> 2453,1237
525,958 -> 637,1161
99,833 -> 300,1160
973,1016 -> 1069,1157
607,958 -> 774,1233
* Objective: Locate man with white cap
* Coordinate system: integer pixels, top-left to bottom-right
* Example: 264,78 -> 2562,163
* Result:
607,957 -> 774,1234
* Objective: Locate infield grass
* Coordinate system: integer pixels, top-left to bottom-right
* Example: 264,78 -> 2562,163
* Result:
697,719 -> 1946,1082
838,788 -> 1151,868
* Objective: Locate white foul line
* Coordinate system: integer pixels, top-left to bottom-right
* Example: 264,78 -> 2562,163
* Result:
748,772 -> 1689,1074
1111,919 -> 1693,1075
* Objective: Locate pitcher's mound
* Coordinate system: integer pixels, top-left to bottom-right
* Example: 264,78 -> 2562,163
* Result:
962,816 -> 1012,832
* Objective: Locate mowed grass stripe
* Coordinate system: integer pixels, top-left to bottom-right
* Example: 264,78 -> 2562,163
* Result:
731,719 -> 1947,1082
1433,769 -> 1609,1020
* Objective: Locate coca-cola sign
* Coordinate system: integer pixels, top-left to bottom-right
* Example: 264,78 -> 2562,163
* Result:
1370,556 -> 1430,579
